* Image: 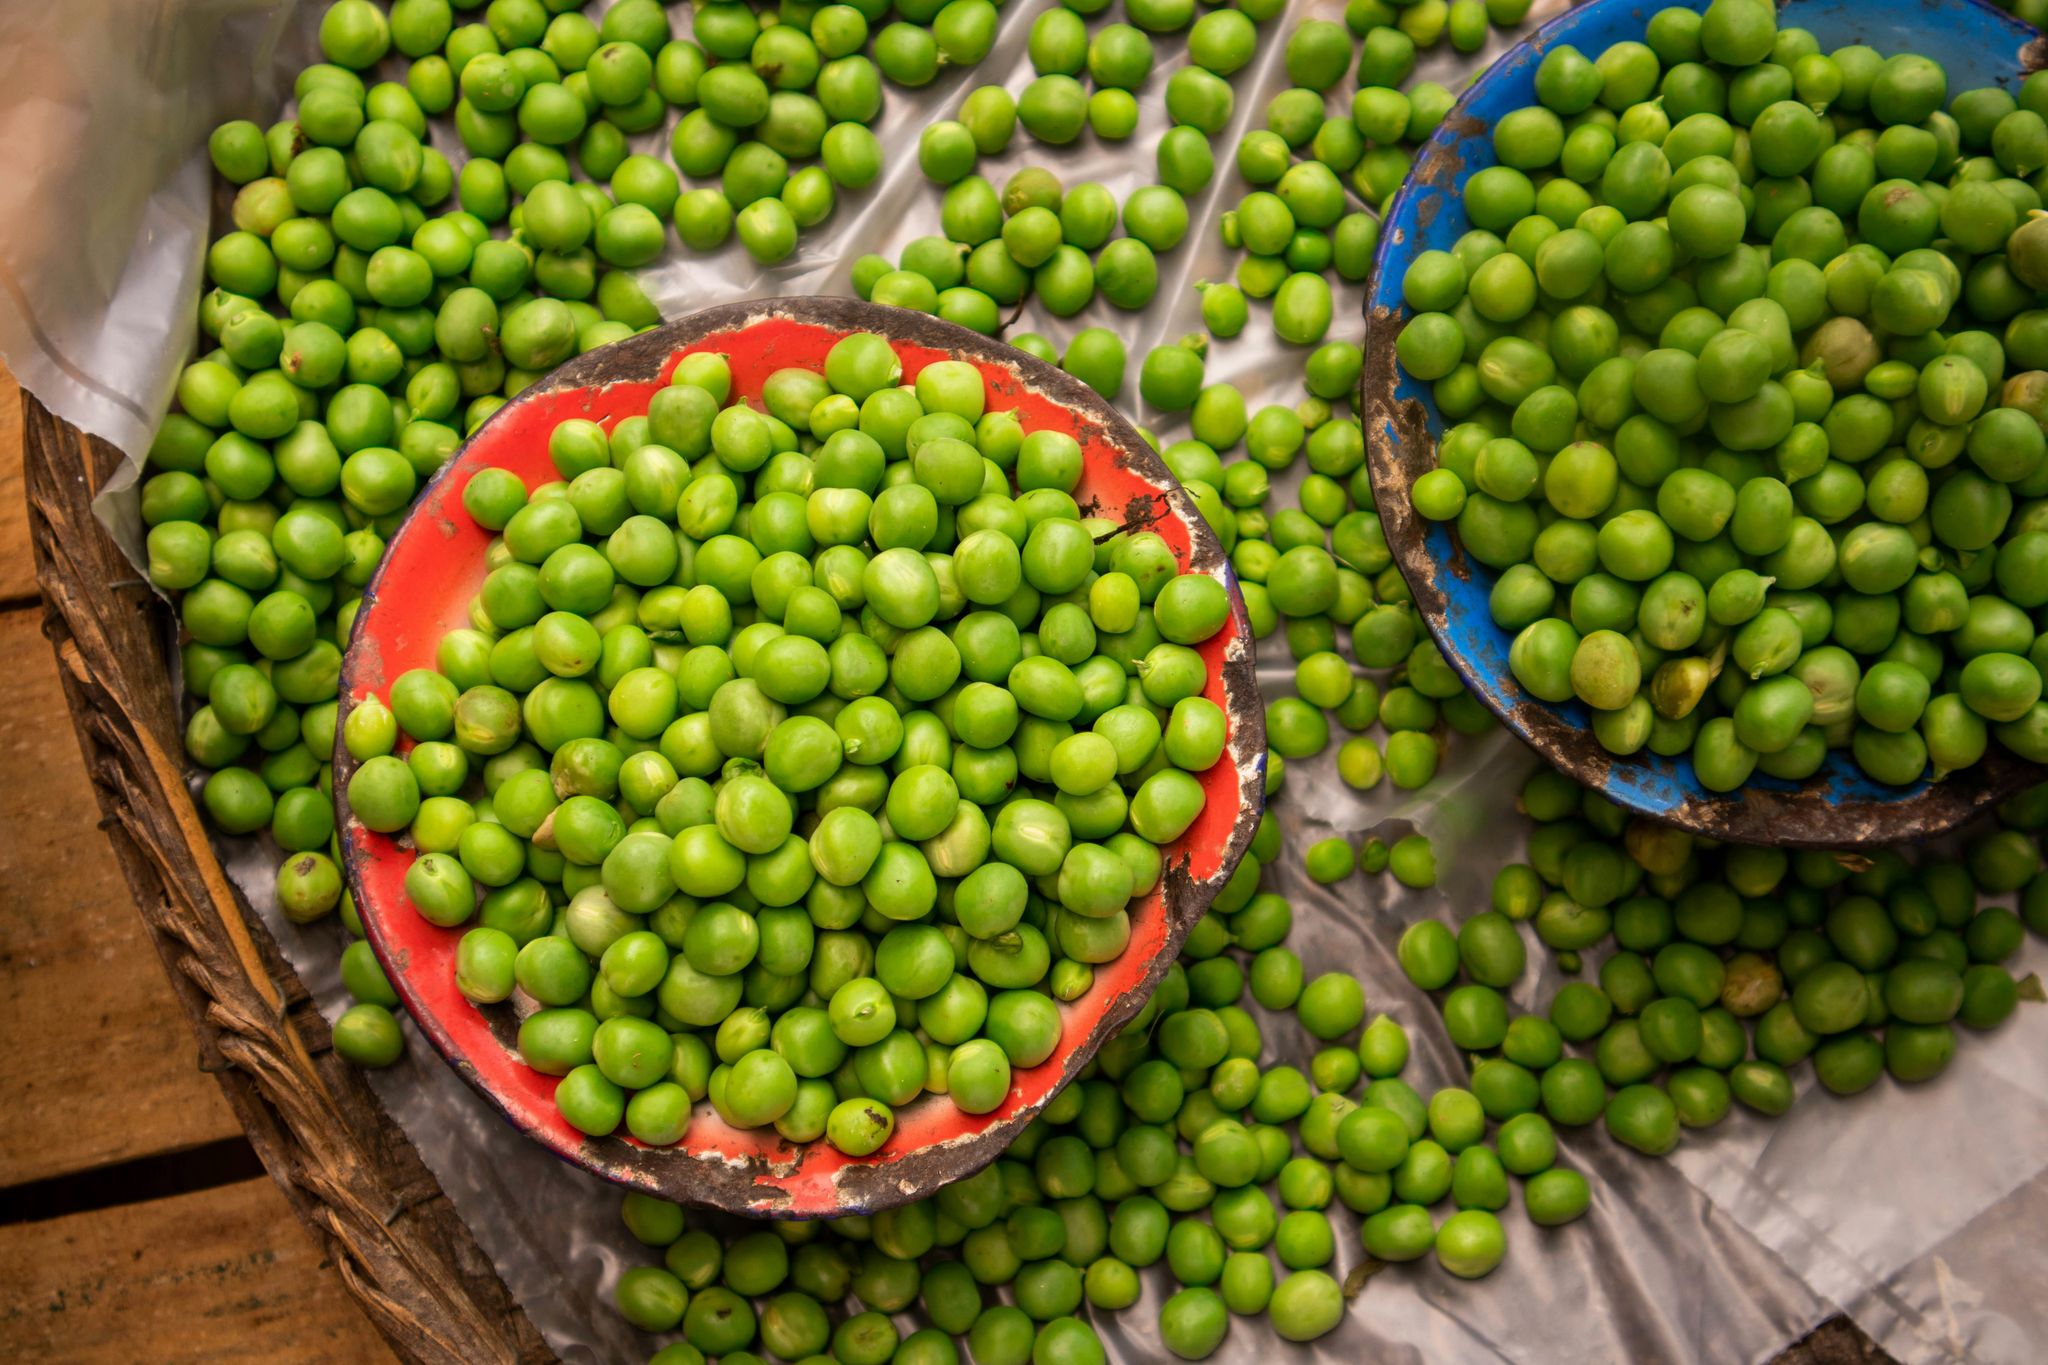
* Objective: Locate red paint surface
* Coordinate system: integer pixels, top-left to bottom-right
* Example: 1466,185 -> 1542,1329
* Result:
345,317 -> 1250,1214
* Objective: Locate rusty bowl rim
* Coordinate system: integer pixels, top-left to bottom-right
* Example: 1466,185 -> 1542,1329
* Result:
1360,0 -> 2042,848
333,296 -> 1267,1215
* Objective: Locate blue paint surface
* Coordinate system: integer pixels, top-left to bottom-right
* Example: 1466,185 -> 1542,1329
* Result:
1368,0 -> 2042,820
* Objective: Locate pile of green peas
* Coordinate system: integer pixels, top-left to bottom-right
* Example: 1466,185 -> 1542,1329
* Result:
586,757 -> 2048,1365
598,826 -> 1604,1364
576,328 -> 1605,1358
938,0 -> 1284,161
1240,2 -> 1533,215
1021,320 -> 1486,813
1144,336 -> 1496,786
1087,316 -> 1497,798
147,0 -> 1476,1111
1394,766 -> 2041,1161
902,0 -> 1298,328
152,0 -> 728,1067
847,164 -> 1201,336
1396,0 -> 2048,789
1203,0 -> 1553,336
660,0 -> 1012,264
1104,263 -> 1479,910
341,334 -> 1242,1149
935,0 -> 1289,170
261,0 -> 1015,275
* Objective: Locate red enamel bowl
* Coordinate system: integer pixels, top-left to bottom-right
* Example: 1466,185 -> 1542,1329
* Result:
335,298 -> 1266,1218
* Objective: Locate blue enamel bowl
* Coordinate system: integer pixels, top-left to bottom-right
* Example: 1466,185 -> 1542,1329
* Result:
1363,0 -> 2046,846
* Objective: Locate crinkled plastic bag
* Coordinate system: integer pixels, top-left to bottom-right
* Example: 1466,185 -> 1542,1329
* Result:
5,1 -> 2046,1361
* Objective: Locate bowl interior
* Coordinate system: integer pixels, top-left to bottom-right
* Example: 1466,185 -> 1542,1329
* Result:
1363,0 -> 2043,846
336,300 -> 1265,1216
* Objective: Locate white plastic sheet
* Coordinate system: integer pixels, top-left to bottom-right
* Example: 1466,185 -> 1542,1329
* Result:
6,1 -> 2047,1361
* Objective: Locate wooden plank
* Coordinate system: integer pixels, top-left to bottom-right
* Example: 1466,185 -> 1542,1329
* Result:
25,396 -> 551,1364
0,1176 -> 399,1364
0,605 -> 242,1185
0,364 -> 29,601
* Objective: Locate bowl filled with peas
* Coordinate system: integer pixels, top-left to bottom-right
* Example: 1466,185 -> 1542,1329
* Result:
334,298 -> 1265,1216
1365,0 -> 2048,845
